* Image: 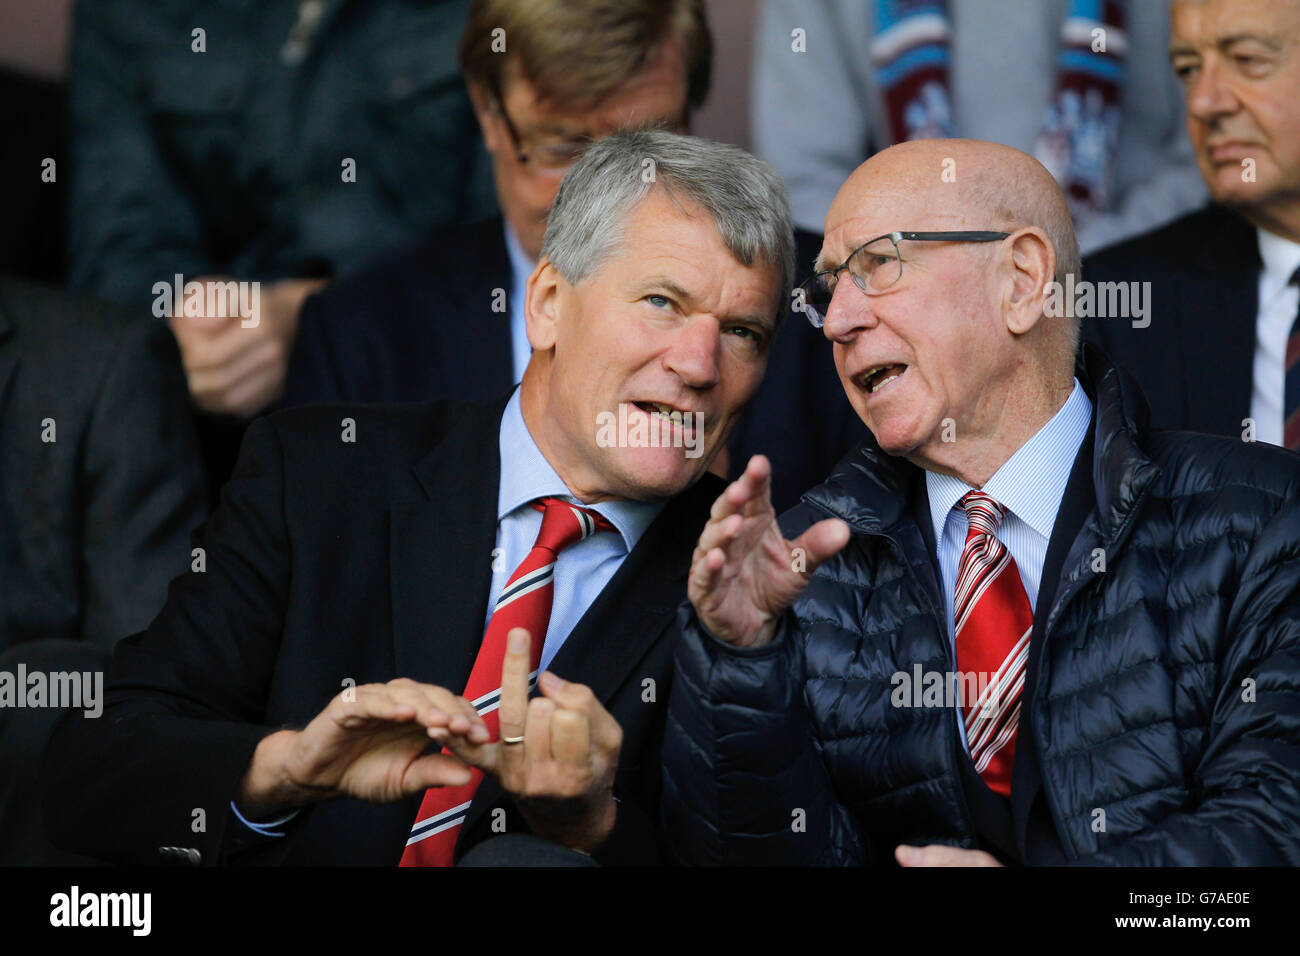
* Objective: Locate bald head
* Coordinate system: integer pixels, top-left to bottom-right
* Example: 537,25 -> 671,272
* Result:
815,139 -> 1082,487
824,139 -> 1080,287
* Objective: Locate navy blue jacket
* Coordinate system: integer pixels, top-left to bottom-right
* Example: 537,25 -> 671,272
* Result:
663,346 -> 1300,865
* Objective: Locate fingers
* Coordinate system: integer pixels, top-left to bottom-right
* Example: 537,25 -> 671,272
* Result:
498,626 -> 532,745
379,679 -> 465,735
405,751 -> 475,791
518,695 -> 556,785
182,335 -> 286,416
331,684 -> 419,730
689,544 -> 726,597
334,679 -> 487,743
894,844 -> 1002,867
548,709 -> 590,767
440,727 -> 498,774
692,455 -> 776,582
707,454 -> 772,523
538,671 -> 621,756
789,518 -> 852,578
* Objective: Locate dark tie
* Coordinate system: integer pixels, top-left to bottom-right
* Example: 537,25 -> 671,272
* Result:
398,496 -> 614,866
1284,267 -> 1300,451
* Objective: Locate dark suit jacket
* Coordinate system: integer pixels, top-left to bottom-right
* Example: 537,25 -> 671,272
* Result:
1082,203 -> 1260,437
42,393 -> 722,866
0,278 -> 208,649
284,218 -> 867,513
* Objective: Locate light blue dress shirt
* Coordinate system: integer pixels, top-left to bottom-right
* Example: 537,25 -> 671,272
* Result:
926,378 -> 1092,648
233,388 -> 662,836
924,378 -> 1091,754
490,388 -> 663,672
503,223 -> 535,384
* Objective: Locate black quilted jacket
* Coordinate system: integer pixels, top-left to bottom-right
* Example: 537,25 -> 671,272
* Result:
663,347 -> 1300,865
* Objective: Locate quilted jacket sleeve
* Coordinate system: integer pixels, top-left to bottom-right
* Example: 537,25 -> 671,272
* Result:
661,599 -> 868,866
1074,498 -> 1300,866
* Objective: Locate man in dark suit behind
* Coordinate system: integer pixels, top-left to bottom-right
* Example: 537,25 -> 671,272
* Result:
1083,0 -> 1300,448
0,278 -> 208,864
42,130 -> 794,866
284,0 -> 865,513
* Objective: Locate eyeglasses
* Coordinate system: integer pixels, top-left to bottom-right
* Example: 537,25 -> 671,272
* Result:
489,82 -> 686,176
493,95 -> 593,175
796,230 -> 1010,328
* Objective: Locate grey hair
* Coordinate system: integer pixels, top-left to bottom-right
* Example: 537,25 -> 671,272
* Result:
541,130 -> 795,322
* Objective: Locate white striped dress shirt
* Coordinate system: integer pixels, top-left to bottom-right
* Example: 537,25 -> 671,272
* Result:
925,378 -> 1092,752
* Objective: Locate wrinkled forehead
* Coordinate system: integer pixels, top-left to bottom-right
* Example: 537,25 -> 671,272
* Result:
1172,0 -> 1300,42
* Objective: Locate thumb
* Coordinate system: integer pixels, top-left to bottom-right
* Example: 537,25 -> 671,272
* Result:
788,518 -> 850,578
406,751 -> 475,792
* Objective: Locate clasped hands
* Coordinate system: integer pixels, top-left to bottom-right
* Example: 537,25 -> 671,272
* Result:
236,627 -> 621,854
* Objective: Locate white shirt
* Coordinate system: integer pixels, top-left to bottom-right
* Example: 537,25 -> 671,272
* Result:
503,223 -> 535,384
925,379 -> 1092,755
1250,227 -> 1300,446
926,379 -> 1092,649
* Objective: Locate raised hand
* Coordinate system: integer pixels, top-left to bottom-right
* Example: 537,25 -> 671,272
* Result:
689,454 -> 851,647
444,628 -> 622,853
170,275 -> 327,419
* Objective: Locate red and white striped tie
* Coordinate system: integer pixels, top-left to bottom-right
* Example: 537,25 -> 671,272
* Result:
398,496 -> 614,866
952,491 -> 1033,797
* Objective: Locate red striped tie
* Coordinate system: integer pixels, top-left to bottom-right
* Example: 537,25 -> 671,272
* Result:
398,496 -> 614,866
953,491 -> 1034,797
1283,268 -> 1300,450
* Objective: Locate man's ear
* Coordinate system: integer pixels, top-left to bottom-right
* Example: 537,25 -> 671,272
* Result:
525,257 -> 563,352
466,79 -> 503,154
1003,227 -> 1055,336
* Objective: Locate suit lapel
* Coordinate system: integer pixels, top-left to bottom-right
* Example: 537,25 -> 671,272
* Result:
456,476 -> 717,854
1179,207 -> 1259,436
390,397 -> 507,688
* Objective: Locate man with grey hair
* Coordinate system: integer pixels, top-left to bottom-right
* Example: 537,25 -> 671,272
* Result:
1084,0 -> 1300,449
662,137 -> 1300,865
43,131 -> 793,867
285,0 -> 864,516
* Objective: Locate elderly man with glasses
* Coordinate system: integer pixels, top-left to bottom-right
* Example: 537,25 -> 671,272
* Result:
661,137 -> 1300,866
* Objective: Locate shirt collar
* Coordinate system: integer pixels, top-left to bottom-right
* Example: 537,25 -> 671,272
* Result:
926,378 -> 1092,545
497,388 -> 662,553
503,221 -> 535,286
1256,226 -> 1300,304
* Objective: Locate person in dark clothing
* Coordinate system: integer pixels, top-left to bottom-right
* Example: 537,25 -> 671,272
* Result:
41,131 -> 794,867
0,278 -> 208,864
1082,0 -> 1300,449
662,139 -> 1300,866
68,0 -> 497,426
